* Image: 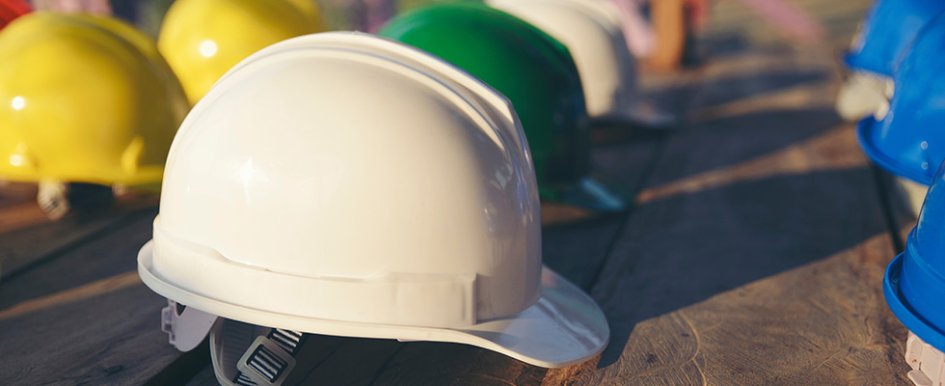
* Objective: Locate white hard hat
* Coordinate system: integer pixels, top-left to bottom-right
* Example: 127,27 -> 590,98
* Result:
488,0 -> 639,123
137,32 -> 609,385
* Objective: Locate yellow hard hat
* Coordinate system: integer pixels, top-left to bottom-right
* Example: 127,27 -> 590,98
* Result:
284,0 -> 323,27
0,13 -> 187,186
158,0 -> 323,103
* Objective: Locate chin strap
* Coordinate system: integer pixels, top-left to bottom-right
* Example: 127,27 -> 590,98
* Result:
160,298 -> 307,386
234,329 -> 306,386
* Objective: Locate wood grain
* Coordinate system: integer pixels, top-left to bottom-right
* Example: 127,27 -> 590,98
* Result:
545,3 -> 911,381
0,195 -> 157,281
0,208 -> 196,386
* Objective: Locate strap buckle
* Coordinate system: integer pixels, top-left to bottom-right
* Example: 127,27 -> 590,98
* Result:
236,334 -> 299,386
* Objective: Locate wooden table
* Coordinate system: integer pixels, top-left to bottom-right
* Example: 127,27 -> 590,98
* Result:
0,0 -> 917,384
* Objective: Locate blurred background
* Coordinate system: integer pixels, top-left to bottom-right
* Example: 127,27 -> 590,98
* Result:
32,0 -> 402,35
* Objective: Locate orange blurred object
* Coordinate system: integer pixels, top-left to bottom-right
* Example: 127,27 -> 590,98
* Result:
0,0 -> 31,30
644,0 -> 687,72
642,0 -> 824,72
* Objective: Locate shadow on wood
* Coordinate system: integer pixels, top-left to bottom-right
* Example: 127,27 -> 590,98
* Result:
648,108 -> 842,188
594,166 -> 892,366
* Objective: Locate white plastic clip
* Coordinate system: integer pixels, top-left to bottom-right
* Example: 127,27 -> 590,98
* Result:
905,332 -> 945,386
161,299 -> 219,352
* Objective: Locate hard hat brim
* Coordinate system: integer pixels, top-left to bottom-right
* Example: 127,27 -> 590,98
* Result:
139,241 -> 609,368
843,52 -> 892,78
856,116 -> 934,185
884,252 -> 945,352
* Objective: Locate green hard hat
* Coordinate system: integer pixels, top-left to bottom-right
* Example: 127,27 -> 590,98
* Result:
379,2 -> 590,198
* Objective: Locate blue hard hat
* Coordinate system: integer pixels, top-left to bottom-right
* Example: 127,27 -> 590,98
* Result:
885,161 -> 945,352
857,13 -> 945,185
845,0 -> 945,77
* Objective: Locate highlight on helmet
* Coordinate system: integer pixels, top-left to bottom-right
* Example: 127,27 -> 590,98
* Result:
158,0 -> 323,104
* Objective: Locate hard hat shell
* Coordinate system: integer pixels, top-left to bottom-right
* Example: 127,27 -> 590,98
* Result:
857,14 -> 945,186
487,0 -> 639,123
138,32 -> 608,368
158,0 -> 322,104
845,0 -> 945,77
379,3 -> 590,195
885,161 -> 945,353
0,13 -> 186,186
0,0 -> 30,30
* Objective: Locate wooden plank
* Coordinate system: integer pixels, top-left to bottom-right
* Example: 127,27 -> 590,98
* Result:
572,133 -> 910,383
0,208 -> 202,385
0,193 -> 158,281
0,183 -> 44,234
551,10 -> 910,380
575,233 -> 908,385
0,201 -> 46,235
0,182 -> 36,208
370,342 -> 545,386
145,342 -> 211,386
